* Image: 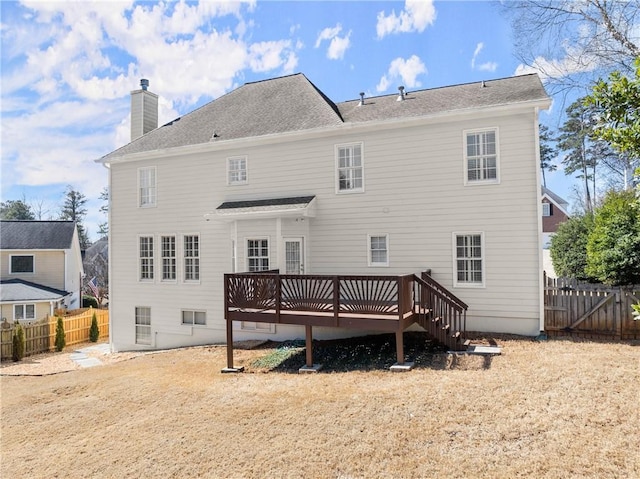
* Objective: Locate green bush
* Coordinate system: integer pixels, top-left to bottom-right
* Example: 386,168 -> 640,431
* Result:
12,323 -> 25,362
55,317 -> 66,352
82,295 -> 98,308
89,312 -> 99,342
550,214 -> 596,281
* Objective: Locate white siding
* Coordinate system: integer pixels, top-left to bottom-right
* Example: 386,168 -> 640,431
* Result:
109,108 -> 542,350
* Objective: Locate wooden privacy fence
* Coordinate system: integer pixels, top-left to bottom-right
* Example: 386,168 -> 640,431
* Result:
0,308 -> 109,361
544,276 -> 640,340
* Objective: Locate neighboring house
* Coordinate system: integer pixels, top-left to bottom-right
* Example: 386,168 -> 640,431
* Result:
100,73 -> 551,352
541,187 -> 570,278
0,221 -> 84,322
83,237 -> 108,300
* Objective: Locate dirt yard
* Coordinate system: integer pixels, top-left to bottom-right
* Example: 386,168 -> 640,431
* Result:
1,334 -> 639,479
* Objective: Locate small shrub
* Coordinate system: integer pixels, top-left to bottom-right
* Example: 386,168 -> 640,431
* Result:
89,312 -> 99,342
82,295 -> 98,308
12,323 -> 25,362
55,317 -> 66,352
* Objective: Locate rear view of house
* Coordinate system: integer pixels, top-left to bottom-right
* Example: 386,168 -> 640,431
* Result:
101,73 -> 551,352
1,221 -> 84,323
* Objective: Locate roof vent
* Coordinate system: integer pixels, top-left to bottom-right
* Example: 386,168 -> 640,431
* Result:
481,80 -> 486,88
397,85 -> 405,101
211,130 -> 220,141
140,78 -> 149,91
358,92 -> 365,106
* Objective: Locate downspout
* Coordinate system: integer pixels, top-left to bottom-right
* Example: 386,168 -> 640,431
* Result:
533,109 -> 546,338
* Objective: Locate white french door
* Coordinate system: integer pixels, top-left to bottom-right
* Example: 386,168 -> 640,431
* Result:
284,238 -> 304,274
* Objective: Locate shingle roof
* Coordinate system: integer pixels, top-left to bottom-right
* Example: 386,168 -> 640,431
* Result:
0,221 -> 76,250
217,196 -> 316,210
100,73 -> 549,162
0,279 -> 69,302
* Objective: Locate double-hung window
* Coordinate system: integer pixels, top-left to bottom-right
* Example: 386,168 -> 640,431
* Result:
454,233 -> 484,287
247,239 -> 269,272
464,129 -> 498,184
139,236 -> 154,281
14,304 -> 35,321
135,307 -> 151,345
542,203 -> 551,217
184,235 -> 200,281
139,167 -> 157,207
10,255 -> 34,273
227,156 -> 247,185
368,234 -> 389,267
336,143 -> 364,193
161,236 -> 176,281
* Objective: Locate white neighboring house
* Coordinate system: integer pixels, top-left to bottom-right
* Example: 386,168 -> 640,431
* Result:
0,221 -> 84,322
100,73 -> 551,351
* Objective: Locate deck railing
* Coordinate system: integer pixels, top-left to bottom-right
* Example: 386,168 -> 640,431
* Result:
225,271 -> 467,351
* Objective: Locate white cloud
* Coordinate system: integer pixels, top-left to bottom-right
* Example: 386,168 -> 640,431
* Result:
315,24 -> 351,60
376,0 -> 436,39
514,52 -> 598,80
471,42 -> 497,73
376,55 -> 427,92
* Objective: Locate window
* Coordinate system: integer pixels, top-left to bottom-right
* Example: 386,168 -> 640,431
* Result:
454,233 -> 484,287
139,167 -> 157,207
14,304 -> 35,321
368,234 -> 389,267
161,235 -> 176,281
10,255 -> 34,273
184,235 -> 200,281
227,156 -> 248,185
247,239 -> 269,272
139,236 -> 154,280
465,129 -> 498,184
182,310 -> 206,326
336,143 -> 364,192
135,307 -> 151,345
542,203 -> 551,217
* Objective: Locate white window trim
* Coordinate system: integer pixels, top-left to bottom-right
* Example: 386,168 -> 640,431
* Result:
542,203 -> 551,217
246,237 -> 270,272
135,306 -> 152,345
463,128 -> 500,186
335,142 -> 365,194
183,233 -> 201,283
138,235 -> 155,283
160,234 -> 177,283
181,309 -> 207,327
9,254 -> 35,274
14,303 -> 36,321
227,155 -> 248,186
452,232 -> 486,288
138,166 -> 157,208
367,234 -> 389,267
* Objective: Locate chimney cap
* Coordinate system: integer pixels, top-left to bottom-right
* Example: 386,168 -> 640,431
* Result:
140,78 -> 149,91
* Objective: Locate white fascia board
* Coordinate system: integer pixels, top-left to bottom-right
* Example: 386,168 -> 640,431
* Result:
100,98 -> 552,166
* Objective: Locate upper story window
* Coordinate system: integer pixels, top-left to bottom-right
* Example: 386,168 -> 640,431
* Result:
139,236 -> 154,281
336,143 -> 364,193
247,239 -> 269,272
138,167 -> 157,207
454,233 -> 484,287
464,129 -> 499,185
227,156 -> 248,185
368,234 -> 389,267
184,235 -> 200,282
542,203 -> 551,217
10,255 -> 34,273
161,235 -> 176,281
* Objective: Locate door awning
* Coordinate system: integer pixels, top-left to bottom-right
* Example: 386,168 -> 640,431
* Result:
208,195 -> 316,221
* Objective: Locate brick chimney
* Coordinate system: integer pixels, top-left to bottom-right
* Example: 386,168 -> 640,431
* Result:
130,79 -> 158,141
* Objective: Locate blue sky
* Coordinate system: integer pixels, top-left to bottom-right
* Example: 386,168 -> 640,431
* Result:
1,0 -> 580,240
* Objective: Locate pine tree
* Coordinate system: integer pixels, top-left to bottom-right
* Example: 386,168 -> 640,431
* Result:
55,317 -> 66,352
12,323 -> 25,361
59,185 -> 90,249
89,312 -> 100,342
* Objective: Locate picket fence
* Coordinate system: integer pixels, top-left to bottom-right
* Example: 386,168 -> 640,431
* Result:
0,308 -> 109,361
544,275 -> 640,340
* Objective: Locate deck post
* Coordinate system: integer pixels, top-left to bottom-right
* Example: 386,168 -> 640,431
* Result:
299,324 -> 322,373
395,330 -> 404,365
221,275 -> 243,373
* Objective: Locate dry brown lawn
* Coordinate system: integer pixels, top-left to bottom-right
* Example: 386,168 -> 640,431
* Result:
1,335 -> 639,479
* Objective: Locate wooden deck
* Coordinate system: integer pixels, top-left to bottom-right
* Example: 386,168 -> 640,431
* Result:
223,271 -> 468,371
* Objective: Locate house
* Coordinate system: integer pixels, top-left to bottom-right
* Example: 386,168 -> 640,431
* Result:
541,186 -> 570,248
100,73 -> 551,352
0,221 -> 84,323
